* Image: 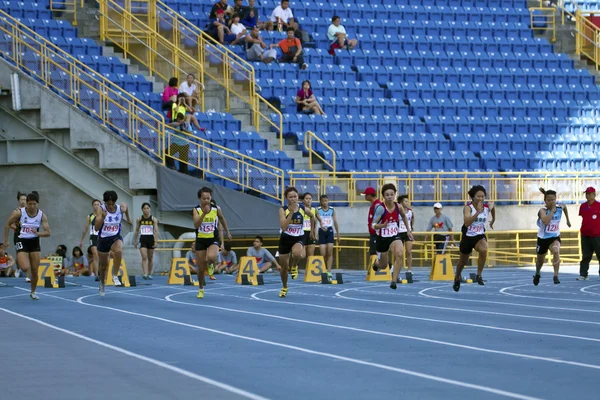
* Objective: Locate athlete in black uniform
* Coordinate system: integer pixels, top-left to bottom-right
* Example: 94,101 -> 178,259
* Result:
79,199 -> 102,280
134,202 -> 159,280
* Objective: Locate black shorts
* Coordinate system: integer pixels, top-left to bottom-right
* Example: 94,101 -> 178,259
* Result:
278,234 -> 304,255
15,237 -> 41,253
459,234 -> 486,255
536,236 -> 561,255
369,233 -> 377,255
398,232 -> 412,243
13,230 -> 19,245
318,228 -> 334,245
303,230 -> 317,246
376,235 -> 401,253
195,236 -> 220,251
89,234 -> 98,247
139,235 -> 156,249
97,235 -> 122,253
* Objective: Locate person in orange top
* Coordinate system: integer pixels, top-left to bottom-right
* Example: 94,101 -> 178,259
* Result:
0,245 -> 16,277
271,27 -> 307,70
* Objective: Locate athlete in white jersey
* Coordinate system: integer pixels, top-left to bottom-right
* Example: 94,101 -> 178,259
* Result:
3,192 -> 51,300
79,199 -> 102,280
398,195 -> 414,273
533,188 -> 572,285
94,190 -> 132,296
453,185 -> 496,292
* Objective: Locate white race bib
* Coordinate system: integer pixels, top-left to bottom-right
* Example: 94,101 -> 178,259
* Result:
141,225 -> 153,235
285,225 -> 303,236
321,216 -> 333,228
467,225 -> 484,235
199,223 -> 215,233
380,222 -> 399,238
303,218 -> 311,230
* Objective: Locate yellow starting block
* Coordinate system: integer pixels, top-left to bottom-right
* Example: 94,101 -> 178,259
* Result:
104,259 -> 134,287
237,257 -> 263,285
168,258 -> 198,286
366,255 -> 391,282
37,259 -> 58,288
429,254 -> 454,281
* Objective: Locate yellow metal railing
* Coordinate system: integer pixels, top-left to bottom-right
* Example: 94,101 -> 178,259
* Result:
556,0 -> 600,69
49,0 -> 83,26
98,0 -> 284,149
289,171 -> 600,206
530,7 -> 557,42
304,130 -> 336,172
0,9 -> 285,202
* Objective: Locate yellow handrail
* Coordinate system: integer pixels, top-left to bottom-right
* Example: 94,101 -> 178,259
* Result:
556,0 -> 600,69
529,7 -> 557,42
0,9 -> 285,203
98,0 -> 284,149
49,0 -> 83,26
289,170 -> 600,206
303,130 -> 336,172
256,94 -> 284,151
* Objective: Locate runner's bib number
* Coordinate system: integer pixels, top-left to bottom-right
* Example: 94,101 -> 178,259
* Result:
303,219 -> 311,230
380,223 -> 399,238
547,223 -> 559,232
467,225 -> 485,236
21,227 -> 37,235
321,217 -> 333,228
199,223 -> 215,233
285,226 -> 303,236
141,225 -> 153,235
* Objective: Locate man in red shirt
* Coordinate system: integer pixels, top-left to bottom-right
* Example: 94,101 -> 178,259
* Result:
362,187 -> 382,270
577,187 -> 600,280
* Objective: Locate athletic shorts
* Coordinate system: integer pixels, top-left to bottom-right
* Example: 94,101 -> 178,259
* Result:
139,235 -> 156,249
376,235 -> 401,254
398,232 -> 413,243
97,235 -> 122,253
195,237 -> 220,251
318,227 -> 334,245
536,236 -> 561,255
369,233 -> 377,256
303,230 -> 317,246
278,234 -> 304,255
459,234 -> 486,255
15,237 -> 41,253
89,234 -> 98,247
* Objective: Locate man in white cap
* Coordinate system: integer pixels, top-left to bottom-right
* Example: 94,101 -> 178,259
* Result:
362,187 -> 382,270
577,186 -> 600,280
425,202 -> 455,254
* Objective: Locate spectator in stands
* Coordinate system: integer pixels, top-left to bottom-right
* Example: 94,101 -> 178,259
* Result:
0,245 -> 16,277
68,246 -> 90,277
271,27 -> 308,70
230,0 -> 248,25
178,74 -> 199,110
187,243 -> 198,275
247,236 -> 281,273
209,0 -> 229,21
241,0 -> 261,29
577,187 -> 600,280
327,15 -> 357,54
215,242 -> 239,274
270,0 -> 298,32
211,9 -> 237,44
245,26 -> 277,63
425,203 -> 455,254
296,80 -> 324,115
161,77 -> 178,111
172,93 -> 204,132
229,14 -> 248,45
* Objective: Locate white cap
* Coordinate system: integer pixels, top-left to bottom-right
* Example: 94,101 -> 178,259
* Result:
433,202 -> 443,209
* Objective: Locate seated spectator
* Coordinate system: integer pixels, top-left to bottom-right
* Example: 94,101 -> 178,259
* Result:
161,77 -> 178,111
229,14 -> 248,45
210,0 -> 230,21
245,26 -> 277,63
327,16 -> 357,54
210,9 -> 237,44
247,236 -> 280,273
178,74 -> 199,109
296,80 -> 324,115
242,0 -> 261,29
68,246 -> 90,277
172,93 -> 205,132
0,245 -> 16,277
215,242 -> 239,274
230,0 -> 248,25
186,243 -> 198,275
270,0 -> 298,32
271,27 -> 307,70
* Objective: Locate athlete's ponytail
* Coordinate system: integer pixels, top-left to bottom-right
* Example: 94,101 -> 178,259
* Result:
16,191 -> 26,200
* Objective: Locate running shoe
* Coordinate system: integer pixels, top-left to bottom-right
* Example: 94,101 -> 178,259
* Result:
327,272 -> 333,282
95,276 -> 100,282
25,277 -> 31,283
142,275 -> 148,280
476,275 -> 485,285
553,276 -> 560,284
113,275 -> 122,286
208,264 -> 215,276
533,274 -> 540,286
290,266 -> 298,280
197,289 -> 204,299
390,281 -> 397,290
453,279 -> 461,292
30,292 -> 39,300
279,287 -> 288,297
147,275 -> 153,280
99,284 -> 106,297
576,276 -> 589,281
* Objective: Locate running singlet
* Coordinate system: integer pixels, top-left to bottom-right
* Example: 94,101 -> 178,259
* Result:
303,206 -> 316,231
140,215 -> 154,236
18,208 -> 42,239
283,205 -> 306,237
367,199 -> 382,235
398,208 -> 412,233
89,213 -> 99,236
537,206 -> 562,239
318,207 -> 334,229
464,202 -> 489,237
376,203 -> 401,238
196,206 -> 219,239
99,204 -> 122,239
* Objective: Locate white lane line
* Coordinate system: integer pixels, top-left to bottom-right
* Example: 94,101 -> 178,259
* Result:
499,284 -> 600,303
